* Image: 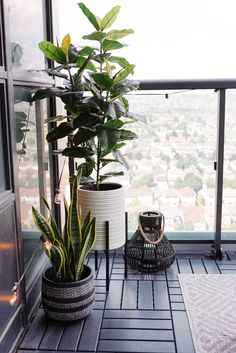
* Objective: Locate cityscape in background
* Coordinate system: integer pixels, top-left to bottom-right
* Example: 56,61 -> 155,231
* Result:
16,90 -> 236,234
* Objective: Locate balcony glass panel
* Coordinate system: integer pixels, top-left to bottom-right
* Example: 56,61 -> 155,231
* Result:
8,0 -> 45,72
222,90 -> 236,239
14,86 -> 50,264
121,90 -> 217,235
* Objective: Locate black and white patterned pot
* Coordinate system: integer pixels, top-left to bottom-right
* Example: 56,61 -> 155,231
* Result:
42,265 -> 95,321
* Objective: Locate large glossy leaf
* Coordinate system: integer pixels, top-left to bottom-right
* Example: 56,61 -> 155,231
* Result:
82,31 -> 107,42
101,6 -> 121,30
107,29 -> 133,40
48,67 -> 68,79
46,122 -> 74,143
79,158 -> 95,177
98,128 -> 120,154
109,56 -> 130,68
73,112 -> 99,127
73,128 -> 96,145
77,56 -> 97,72
32,206 -> 55,243
60,92 -> 83,110
62,146 -> 94,158
61,33 -> 71,55
102,39 -> 123,52
78,3 -> 101,30
119,96 -> 129,112
84,77 -> 101,98
68,44 -> 79,63
39,41 -> 66,64
113,101 -> 126,117
110,79 -> 139,100
104,118 -> 123,129
120,128 -> 137,140
31,87 -> 67,101
79,46 -> 95,56
113,64 -> 135,85
91,73 -> 113,90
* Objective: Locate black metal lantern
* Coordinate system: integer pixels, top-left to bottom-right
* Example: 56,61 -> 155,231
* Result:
124,211 -> 175,272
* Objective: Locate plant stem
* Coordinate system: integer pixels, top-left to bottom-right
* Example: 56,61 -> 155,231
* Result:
96,142 -> 101,190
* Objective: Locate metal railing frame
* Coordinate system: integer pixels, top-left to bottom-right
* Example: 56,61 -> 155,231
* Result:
138,79 -> 236,259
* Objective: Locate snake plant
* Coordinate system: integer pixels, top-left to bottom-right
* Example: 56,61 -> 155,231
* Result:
32,172 -> 96,282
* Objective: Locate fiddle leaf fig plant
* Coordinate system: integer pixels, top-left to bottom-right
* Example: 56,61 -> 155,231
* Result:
32,3 -> 145,189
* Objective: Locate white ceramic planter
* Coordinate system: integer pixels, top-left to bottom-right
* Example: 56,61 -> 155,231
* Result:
78,183 -> 125,250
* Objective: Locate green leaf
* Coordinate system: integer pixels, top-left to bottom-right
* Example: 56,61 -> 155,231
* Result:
110,79 -> 139,100
113,64 -> 135,85
125,112 -> 148,123
105,118 -> 123,129
120,128 -> 137,140
91,72 -> 114,90
46,122 -> 74,143
73,128 -> 96,145
31,87 -> 67,101
77,56 -> 97,72
101,6 -> 121,30
76,217 -> 96,280
109,56 -> 130,69
82,31 -> 107,42
102,39 -> 123,52
101,158 -> 121,168
78,3 -> 101,30
119,96 -> 129,112
78,158 -> 95,177
62,147 -> 94,158
112,150 -> 129,169
32,206 -> 55,243
107,29 -> 134,40
68,172 -> 82,268
79,46 -> 95,56
98,128 -> 120,154
73,112 -> 99,127
39,41 -> 66,64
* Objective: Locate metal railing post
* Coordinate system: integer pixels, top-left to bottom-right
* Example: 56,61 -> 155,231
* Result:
214,89 -> 226,259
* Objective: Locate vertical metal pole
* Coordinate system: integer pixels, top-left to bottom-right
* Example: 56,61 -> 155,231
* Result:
214,89 -> 226,259
105,221 -> 110,291
124,212 -> 128,278
95,250 -> 98,271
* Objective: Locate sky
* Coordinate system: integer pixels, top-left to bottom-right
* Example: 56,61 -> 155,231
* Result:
58,0 -> 236,80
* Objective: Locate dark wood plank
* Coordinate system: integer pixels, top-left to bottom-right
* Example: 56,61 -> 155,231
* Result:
177,259 -> 193,273
153,280 -> 170,310
190,259 -> 206,274
39,321 -> 65,350
105,280 -> 123,309
122,281 -> 138,309
98,340 -> 175,353
100,328 -> 174,341
77,310 -> 103,352
104,309 -> 171,320
102,318 -> 172,330
172,311 -> 194,353
20,309 -> 48,349
58,320 -> 84,351
202,259 -> 220,274
138,280 -> 153,309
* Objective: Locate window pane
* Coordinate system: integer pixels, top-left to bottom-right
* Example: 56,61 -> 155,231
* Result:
123,91 -> 217,236
14,86 -> 50,264
222,90 -> 236,238
8,0 -> 45,72
0,98 -> 6,191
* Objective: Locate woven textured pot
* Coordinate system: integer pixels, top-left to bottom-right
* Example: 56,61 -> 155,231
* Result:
42,265 -> 95,321
78,183 -> 125,250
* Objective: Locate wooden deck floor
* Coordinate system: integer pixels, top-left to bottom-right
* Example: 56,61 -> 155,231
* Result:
17,251 -> 236,353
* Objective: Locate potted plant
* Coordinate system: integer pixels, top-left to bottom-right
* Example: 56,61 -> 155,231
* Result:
32,3 -> 144,250
32,171 -> 96,321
